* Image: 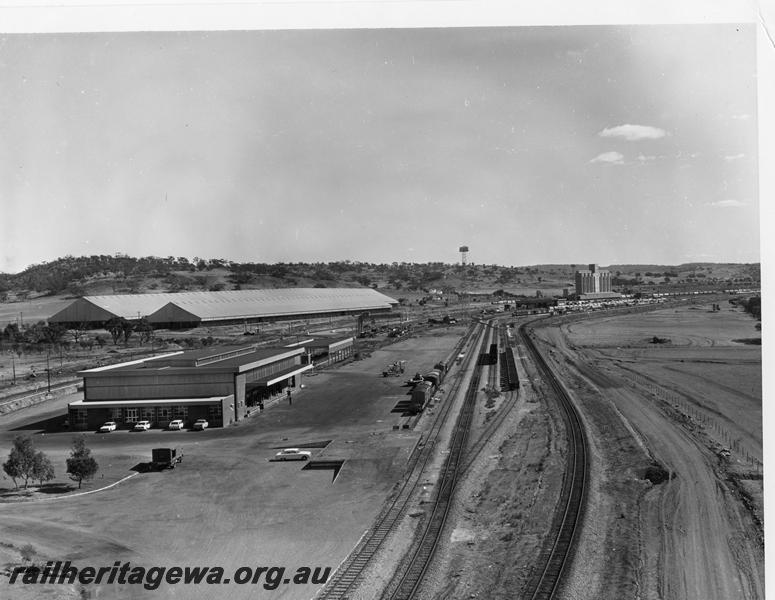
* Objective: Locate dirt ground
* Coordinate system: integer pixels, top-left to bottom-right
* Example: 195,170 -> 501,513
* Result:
0,325 -> 466,600
411,300 -> 762,600
548,302 -> 763,600
0,301 -> 763,599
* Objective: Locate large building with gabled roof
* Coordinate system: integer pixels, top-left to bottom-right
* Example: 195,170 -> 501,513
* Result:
48,288 -> 398,328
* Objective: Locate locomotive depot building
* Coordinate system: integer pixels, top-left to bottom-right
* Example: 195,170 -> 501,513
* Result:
67,343 -> 315,430
56,288 -> 376,430
48,287 -> 399,329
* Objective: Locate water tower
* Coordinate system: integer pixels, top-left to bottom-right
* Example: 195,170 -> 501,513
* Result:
458,246 -> 469,302
459,245 -> 469,266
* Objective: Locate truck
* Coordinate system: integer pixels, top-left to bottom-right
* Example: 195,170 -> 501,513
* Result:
151,447 -> 183,470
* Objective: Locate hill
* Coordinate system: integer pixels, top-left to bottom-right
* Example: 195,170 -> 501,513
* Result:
0,255 -> 761,304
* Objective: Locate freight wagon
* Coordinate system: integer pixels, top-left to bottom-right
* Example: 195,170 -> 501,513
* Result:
408,381 -> 434,414
488,343 -> 498,366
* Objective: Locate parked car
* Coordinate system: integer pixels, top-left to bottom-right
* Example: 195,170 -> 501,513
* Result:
273,448 -> 312,461
133,420 -> 151,431
167,419 -> 185,430
98,421 -> 117,433
192,419 -> 208,431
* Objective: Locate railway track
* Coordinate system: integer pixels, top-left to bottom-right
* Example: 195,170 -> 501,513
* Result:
316,322 -> 487,600
519,322 -> 589,600
322,316 -> 586,600
381,327 -> 485,600
0,378 -> 80,409
459,321 -> 520,475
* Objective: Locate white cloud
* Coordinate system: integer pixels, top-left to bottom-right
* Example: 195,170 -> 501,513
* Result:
590,151 -> 624,165
731,114 -> 751,120
637,154 -> 657,162
708,199 -> 747,208
723,153 -> 745,161
598,124 -> 668,141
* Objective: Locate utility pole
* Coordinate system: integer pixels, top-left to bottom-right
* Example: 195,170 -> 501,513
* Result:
46,349 -> 51,395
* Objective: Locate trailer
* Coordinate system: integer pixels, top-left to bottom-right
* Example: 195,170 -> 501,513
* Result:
151,447 -> 183,470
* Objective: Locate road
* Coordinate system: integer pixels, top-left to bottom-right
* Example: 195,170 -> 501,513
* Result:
0,327 -> 466,600
532,312 -> 763,600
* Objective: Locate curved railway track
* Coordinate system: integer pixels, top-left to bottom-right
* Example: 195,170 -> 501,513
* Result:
316,322 -> 487,600
320,316 -> 587,600
519,322 -> 589,600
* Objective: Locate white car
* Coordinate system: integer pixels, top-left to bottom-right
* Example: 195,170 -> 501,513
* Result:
193,419 -> 208,431
99,421 -> 117,433
133,420 -> 151,431
168,419 -> 185,430
274,448 -> 312,461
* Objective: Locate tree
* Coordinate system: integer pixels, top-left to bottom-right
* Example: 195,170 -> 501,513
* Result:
105,317 -> 124,345
66,436 -> 98,489
3,435 -> 38,489
136,318 -> 154,344
42,323 -> 67,345
32,451 -> 55,486
121,320 -> 136,345
2,323 -> 20,343
70,322 -> 91,344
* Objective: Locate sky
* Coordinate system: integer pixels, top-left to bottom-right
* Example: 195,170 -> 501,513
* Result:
0,11 -> 763,273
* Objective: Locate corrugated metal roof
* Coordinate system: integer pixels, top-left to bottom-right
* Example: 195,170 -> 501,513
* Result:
51,288 -> 397,324
149,288 -> 397,323
50,294 -> 183,322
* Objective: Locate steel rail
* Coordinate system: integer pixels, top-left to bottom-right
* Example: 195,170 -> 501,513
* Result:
315,322 -> 487,600
382,322 -> 487,600
459,323 -> 520,475
519,323 -> 589,600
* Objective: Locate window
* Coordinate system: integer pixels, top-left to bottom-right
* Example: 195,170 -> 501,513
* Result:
125,408 -> 138,423
110,407 -> 123,421
141,407 -> 155,422
73,409 -> 88,426
157,407 -> 170,421
173,405 -> 188,420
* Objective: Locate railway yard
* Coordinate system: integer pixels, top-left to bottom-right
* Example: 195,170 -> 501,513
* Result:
0,297 -> 764,600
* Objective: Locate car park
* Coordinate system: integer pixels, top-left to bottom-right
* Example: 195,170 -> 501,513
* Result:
133,420 -> 151,431
193,419 -> 208,430
273,448 -> 312,461
98,421 -> 117,433
168,419 -> 185,430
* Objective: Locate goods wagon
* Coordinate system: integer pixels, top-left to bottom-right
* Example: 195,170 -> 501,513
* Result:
409,381 -> 434,414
